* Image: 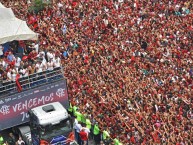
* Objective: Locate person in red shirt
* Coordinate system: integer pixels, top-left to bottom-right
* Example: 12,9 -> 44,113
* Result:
28,49 -> 37,63
79,128 -> 88,145
130,135 -> 136,144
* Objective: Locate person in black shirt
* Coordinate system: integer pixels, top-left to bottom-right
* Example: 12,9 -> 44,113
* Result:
141,41 -> 148,50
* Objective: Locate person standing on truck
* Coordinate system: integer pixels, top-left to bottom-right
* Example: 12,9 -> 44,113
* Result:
7,133 -> 16,145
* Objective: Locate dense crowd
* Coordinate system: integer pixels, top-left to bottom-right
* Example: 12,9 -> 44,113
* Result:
1,0 -> 193,144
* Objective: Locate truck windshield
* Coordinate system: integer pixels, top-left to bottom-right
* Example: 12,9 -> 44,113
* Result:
39,119 -> 72,140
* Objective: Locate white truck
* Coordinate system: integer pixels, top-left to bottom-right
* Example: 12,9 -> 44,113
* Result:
0,67 -> 77,145
18,102 -> 74,145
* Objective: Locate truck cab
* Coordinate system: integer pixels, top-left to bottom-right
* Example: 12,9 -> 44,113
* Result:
29,102 -> 73,145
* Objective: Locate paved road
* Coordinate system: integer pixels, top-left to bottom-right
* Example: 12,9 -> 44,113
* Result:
88,140 -> 95,145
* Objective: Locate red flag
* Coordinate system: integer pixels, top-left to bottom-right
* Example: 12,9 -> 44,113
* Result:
16,74 -> 22,92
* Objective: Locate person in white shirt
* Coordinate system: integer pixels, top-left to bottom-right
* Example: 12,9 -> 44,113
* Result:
73,118 -> 82,144
35,61 -> 43,73
37,51 -> 46,60
46,51 -> 51,62
17,136 -> 25,145
37,52 -> 47,69
57,2 -> 63,8
19,68 -> 26,77
27,0 -> 31,4
2,59 -> 8,69
54,56 -> 61,68
11,69 -> 17,81
41,60 -> 47,71
7,69 -> 12,81
34,43 -> 39,53
15,57 -> 21,69
23,68 -> 29,77
82,126 -> 90,136
47,51 -> 55,62
47,59 -> 54,71
52,52 -> 56,62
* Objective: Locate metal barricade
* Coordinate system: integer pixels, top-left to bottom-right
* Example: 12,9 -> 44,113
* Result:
0,67 -> 64,97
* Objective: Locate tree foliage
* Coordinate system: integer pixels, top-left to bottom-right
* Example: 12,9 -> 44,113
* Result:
29,0 -> 51,14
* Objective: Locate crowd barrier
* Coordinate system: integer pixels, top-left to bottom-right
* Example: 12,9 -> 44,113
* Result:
0,67 -> 64,97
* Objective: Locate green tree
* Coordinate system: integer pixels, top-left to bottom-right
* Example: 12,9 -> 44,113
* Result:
29,0 -> 51,14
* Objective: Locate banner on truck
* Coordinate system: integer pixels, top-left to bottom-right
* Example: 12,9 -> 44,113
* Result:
0,80 -> 69,131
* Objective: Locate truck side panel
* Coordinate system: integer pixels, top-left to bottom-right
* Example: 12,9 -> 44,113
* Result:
0,79 -> 69,131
